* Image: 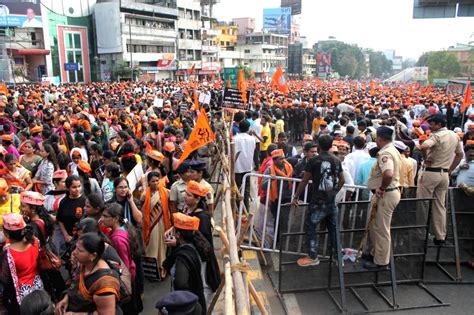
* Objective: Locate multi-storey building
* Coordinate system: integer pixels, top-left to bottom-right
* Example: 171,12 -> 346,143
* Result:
176,0 -> 202,79
214,21 -> 237,51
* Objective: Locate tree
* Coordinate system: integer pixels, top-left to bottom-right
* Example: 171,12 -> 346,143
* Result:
236,64 -> 253,79
317,40 -> 367,79
416,51 -> 461,80
368,50 -> 392,78
402,58 -> 416,70
112,60 -> 142,80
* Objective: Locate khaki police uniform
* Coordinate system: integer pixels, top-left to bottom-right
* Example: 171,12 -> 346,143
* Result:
416,127 -> 463,241
367,143 -> 402,265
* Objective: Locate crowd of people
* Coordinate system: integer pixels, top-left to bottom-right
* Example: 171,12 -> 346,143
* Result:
0,79 -> 471,313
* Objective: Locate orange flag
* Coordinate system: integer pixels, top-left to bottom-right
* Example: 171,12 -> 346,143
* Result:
331,91 -> 338,103
0,83 -> 8,96
425,85 -> 431,97
237,68 -> 244,90
271,66 -> 288,94
419,86 -> 425,95
408,85 -> 413,96
187,64 -> 195,76
461,84 -> 472,113
178,108 -> 215,164
193,81 -> 199,112
227,78 -> 231,88
370,81 -> 375,96
241,80 -> 247,105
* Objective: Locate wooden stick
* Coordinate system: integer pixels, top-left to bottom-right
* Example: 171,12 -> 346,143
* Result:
248,280 -> 269,315
215,225 -> 230,253
207,274 -> 225,315
224,258 -> 236,315
237,213 -> 254,247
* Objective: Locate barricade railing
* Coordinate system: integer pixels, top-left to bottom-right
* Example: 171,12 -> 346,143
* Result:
237,172 -> 369,256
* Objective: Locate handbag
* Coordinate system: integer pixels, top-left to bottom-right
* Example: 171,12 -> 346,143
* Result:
38,245 -> 62,272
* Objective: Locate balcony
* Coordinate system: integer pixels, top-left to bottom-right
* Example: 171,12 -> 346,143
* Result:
125,24 -> 177,39
178,39 -> 202,50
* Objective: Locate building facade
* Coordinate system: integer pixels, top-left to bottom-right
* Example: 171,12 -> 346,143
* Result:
214,21 -> 237,51
177,0 -> 201,78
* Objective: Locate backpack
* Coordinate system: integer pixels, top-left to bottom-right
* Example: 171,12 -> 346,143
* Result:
104,245 -> 132,306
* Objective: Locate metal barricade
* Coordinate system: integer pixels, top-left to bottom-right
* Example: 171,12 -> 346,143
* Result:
237,172 -> 369,256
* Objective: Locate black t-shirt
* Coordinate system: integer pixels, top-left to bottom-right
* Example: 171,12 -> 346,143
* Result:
57,195 -> 86,236
304,152 -> 343,204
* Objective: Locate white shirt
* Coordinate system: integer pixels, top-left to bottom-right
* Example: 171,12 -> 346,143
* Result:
250,118 -> 262,143
342,158 -> 356,184
234,132 -> 256,173
345,149 -> 370,182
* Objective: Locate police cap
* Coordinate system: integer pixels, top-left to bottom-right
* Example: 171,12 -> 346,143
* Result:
155,291 -> 198,315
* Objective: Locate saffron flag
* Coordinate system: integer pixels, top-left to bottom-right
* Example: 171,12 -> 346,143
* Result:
331,91 -> 338,103
425,85 -> 431,97
461,84 -> 472,113
227,78 -> 231,88
262,70 -> 266,82
241,79 -> 247,104
0,82 -> 8,96
271,66 -> 288,94
237,68 -> 244,90
178,108 -> 215,164
187,64 -> 195,76
193,81 -> 199,112
408,85 -> 413,96
370,81 -> 375,96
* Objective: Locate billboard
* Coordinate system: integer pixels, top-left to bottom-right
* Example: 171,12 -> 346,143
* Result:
412,67 -> 428,81
316,52 -> 331,75
263,7 -> 291,35
281,0 -> 301,15
0,0 -> 42,28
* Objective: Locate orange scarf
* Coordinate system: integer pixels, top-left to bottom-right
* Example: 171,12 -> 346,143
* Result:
142,177 -> 170,246
78,266 -> 120,301
269,161 -> 293,202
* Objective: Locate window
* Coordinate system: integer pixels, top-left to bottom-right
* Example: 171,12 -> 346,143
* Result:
179,49 -> 186,60
64,31 -> 84,82
178,8 -> 185,18
30,32 -> 36,46
220,41 -> 224,46
226,41 -> 230,46
244,49 -> 250,53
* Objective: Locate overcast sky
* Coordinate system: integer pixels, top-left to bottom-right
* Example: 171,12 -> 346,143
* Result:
214,0 -> 473,60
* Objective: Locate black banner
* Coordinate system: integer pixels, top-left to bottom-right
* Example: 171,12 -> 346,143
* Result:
221,87 -> 251,110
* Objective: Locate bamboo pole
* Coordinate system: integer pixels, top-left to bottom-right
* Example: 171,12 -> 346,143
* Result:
215,225 -> 230,253
224,176 -> 250,315
207,274 -> 225,315
222,113 -> 250,315
248,280 -> 269,315
224,257 -> 236,315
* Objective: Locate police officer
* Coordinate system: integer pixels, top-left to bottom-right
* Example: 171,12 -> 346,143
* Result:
416,114 -> 463,245
364,126 -> 402,269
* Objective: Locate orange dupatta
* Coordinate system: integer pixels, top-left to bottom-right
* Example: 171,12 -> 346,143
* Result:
269,161 -> 293,202
142,176 -> 171,246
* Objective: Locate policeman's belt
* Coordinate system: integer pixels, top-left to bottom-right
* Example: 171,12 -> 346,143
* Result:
371,187 -> 400,194
425,167 -> 448,173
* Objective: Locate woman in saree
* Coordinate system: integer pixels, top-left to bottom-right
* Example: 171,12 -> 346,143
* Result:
141,171 -> 170,277
1,153 -> 33,192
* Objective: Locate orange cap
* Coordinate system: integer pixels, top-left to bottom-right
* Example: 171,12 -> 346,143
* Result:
320,121 -> 328,126
466,140 -> 474,145
145,142 -> 164,162
20,191 -> 46,206
271,149 -> 285,158
53,170 -> 68,179
418,134 -> 429,141
186,180 -> 209,197
173,212 -> 200,231
303,134 -> 313,141
77,160 -> 92,174
1,134 -> 12,142
163,141 -> 176,153
30,126 -> 43,134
